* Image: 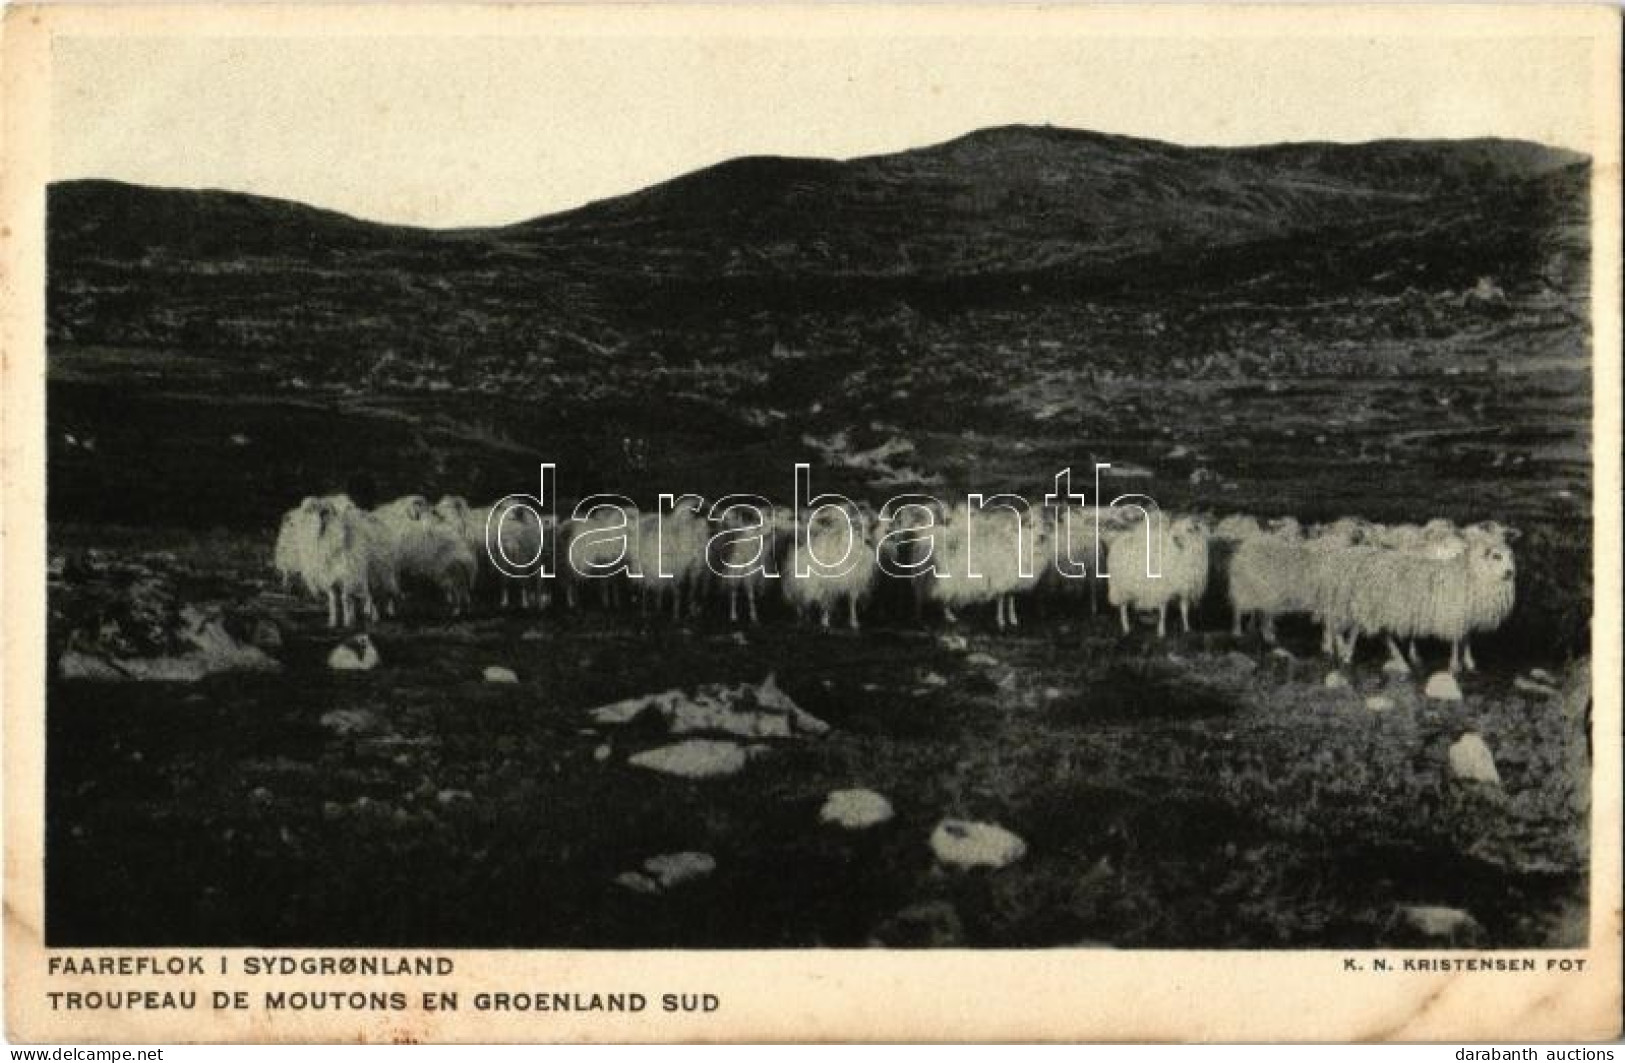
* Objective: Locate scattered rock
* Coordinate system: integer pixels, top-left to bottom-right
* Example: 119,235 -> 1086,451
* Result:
820,789 -> 895,830
520,627 -> 547,642
1269,647 -> 1294,660
437,789 -> 474,806
1382,658 -> 1413,679
1448,733 -> 1501,786
869,900 -> 964,947
589,674 -> 828,739
1424,671 -> 1463,702
1393,905 -> 1484,944
58,651 -> 128,681
628,739 -> 751,780
1529,667 -> 1558,685
643,851 -> 716,889
1223,651 -> 1258,674
1513,676 -> 1560,698
328,635 -> 380,672
930,819 -> 1027,871
965,652 -> 1000,668
936,634 -> 970,653
1042,686 -> 1064,701
1323,671 -> 1350,690
613,871 -> 661,895
1364,695 -> 1397,713
250,618 -> 284,652
483,665 -> 519,684
918,671 -> 948,688
592,743 -> 613,763
319,708 -> 382,737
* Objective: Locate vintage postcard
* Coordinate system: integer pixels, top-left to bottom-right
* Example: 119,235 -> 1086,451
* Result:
2,3 -> 1620,1044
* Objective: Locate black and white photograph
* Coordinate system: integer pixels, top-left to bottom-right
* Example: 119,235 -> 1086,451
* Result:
5,3 -> 1620,1044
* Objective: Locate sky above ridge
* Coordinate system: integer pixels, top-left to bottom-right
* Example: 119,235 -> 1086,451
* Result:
50,11 -> 1602,228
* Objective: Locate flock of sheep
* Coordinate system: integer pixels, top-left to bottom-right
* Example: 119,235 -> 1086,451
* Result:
274,493 -> 1517,674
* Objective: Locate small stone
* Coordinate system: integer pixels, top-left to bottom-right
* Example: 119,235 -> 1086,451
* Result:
918,671 -> 948,688
319,708 -> 380,736
930,819 -> 1027,870
1529,667 -> 1558,685
436,789 -> 474,806
936,634 -> 970,653
1513,676 -> 1560,698
1269,647 -> 1294,660
1395,905 -> 1483,942
1425,671 -> 1463,702
483,665 -> 519,684
1364,695 -> 1397,713
1042,687 -> 1064,701
965,652 -> 1000,667
1223,651 -> 1258,673
628,739 -> 749,780
327,635 -> 380,672
643,851 -> 716,889
593,743 -> 613,763
1382,658 -> 1413,678
520,627 -> 546,641
1323,671 -> 1350,690
1448,733 -> 1501,786
820,789 -> 895,830
869,900 -> 964,948
613,871 -> 660,895
249,786 -> 274,805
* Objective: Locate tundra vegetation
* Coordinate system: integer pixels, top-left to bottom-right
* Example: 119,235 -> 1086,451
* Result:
46,128 -> 1593,947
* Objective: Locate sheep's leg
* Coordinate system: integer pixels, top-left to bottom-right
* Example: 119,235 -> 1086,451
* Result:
1384,634 -> 1409,670
847,595 -> 859,631
748,585 -> 759,625
671,583 -> 683,621
1231,609 -> 1245,638
1119,603 -> 1131,635
994,596 -> 1006,631
1179,597 -> 1191,634
567,581 -> 579,609
1463,637 -> 1478,673
327,588 -> 340,628
1448,638 -> 1462,675
728,585 -> 740,624
1261,614 -> 1277,645
943,604 -> 958,625
1009,595 -> 1020,629
1156,602 -> 1167,639
1089,578 -> 1098,616
341,592 -> 356,629
1340,628 -> 1359,664
820,604 -> 832,629
1407,639 -> 1422,668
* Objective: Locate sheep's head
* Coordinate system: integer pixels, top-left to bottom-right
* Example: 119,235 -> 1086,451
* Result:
435,495 -> 470,520
1470,542 -> 1517,583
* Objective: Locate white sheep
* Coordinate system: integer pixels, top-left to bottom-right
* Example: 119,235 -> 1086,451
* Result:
562,504 -> 642,609
437,495 -> 553,610
273,496 -> 323,592
632,501 -> 712,620
927,502 -> 1049,630
711,504 -> 796,625
1327,537 -> 1516,673
783,505 -> 879,629
1227,519 -> 1362,647
1104,513 -> 1210,637
371,494 -> 477,616
299,499 -> 399,628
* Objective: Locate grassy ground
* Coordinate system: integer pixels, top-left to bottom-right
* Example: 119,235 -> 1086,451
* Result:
46,529 -> 1590,949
